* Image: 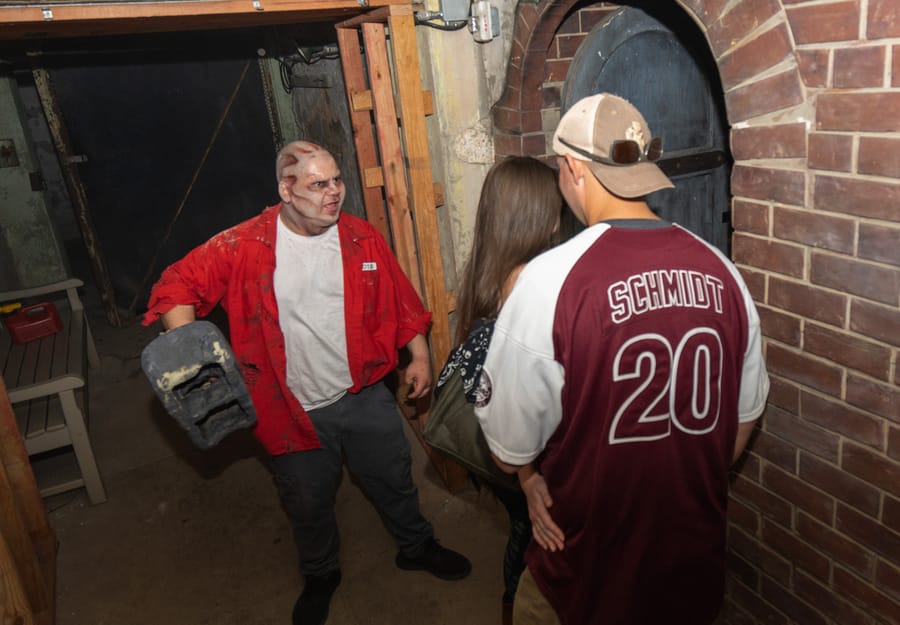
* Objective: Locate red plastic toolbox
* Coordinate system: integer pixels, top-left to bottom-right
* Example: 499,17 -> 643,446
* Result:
4,302 -> 63,344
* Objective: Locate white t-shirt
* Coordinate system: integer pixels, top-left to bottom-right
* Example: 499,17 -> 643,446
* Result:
273,217 -> 353,410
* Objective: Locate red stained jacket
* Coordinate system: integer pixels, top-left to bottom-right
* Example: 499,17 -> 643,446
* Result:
143,205 -> 432,455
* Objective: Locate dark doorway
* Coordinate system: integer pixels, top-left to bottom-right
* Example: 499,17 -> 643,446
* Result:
9,29 -> 281,317
561,4 -> 732,254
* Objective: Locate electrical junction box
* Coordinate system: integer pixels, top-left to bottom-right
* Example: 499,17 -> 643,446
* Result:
440,0 -> 469,22
471,1 -> 500,42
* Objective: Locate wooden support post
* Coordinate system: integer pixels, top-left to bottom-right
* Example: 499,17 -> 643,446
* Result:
336,25 -> 391,243
335,6 -> 467,492
386,5 -> 451,370
0,528 -> 35,625
31,66 -> 122,328
0,377 -> 56,625
361,20 -> 424,298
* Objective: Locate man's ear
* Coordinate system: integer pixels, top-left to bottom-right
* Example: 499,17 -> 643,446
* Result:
564,154 -> 586,183
277,179 -> 293,204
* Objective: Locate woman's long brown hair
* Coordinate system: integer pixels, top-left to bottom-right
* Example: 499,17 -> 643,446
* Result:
454,156 -> 563,346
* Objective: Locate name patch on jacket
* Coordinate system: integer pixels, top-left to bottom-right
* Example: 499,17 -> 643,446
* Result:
362,262 -> 377,271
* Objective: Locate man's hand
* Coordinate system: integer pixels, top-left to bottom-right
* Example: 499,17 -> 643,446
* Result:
519,465 -> 565,552
404,334 -> 432,399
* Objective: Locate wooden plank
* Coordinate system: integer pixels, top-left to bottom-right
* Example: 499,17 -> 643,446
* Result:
42,329 -> 61,383
338,5 -> 467,493
25,400 -> 44,440
30,525 -> 56,625
0,0 -> 406,40
350,89 -> 433,115
363,167 -> 385,189
31,69 -> 122,327
0,526 -> 35,625
336,25 -> 391,243
387,7 -> 451,368
0,382 -> 49,536
0,377 -> 51,619
18,344 -> 39,389
350,90 -> 373,112
335,4 -> 395,28
362,21 -> 423,296
2,343 -> 24,388
385,6 -> 466,492
65,308 -> 83,377
7,376 -> 83,404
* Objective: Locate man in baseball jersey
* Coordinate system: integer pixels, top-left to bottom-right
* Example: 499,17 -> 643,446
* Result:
474,93 -> 769,625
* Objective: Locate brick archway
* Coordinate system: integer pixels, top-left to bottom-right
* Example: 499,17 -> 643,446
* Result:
492,0 -> 806,158
490,1 -> 900,624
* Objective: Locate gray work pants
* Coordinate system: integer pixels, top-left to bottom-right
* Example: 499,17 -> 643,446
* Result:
270,381 -> 433,577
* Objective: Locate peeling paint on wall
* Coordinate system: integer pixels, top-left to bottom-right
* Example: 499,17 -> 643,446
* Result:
0,74 -> 68,287
452,124 -> 495,164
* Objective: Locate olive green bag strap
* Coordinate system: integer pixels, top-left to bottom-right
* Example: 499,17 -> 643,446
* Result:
423,368 -> 520,492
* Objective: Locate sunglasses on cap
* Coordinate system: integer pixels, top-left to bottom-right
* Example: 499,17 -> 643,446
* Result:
559,136 -> 663,167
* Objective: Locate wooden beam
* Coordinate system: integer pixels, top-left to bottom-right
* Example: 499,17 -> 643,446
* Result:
0,376 -> 52,622
0,383 -> 50,546
337,4 -> 467,493
0,0 -> 406,39
334,3 -> 395,27
31,66 -> 122,327
387,6 -> 450,367
362,20 -> 423,297
350,89 -> 434,116
350,90 -> 374,113
385,5 -> 466,493
0,528 -> 35,625
336,24 -> 390,243
363,166 -> 385,189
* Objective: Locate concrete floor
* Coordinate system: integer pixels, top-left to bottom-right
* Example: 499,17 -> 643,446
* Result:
33,297 -> 510,625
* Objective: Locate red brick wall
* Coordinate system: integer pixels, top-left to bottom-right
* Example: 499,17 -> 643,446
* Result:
493,1 -> 900,623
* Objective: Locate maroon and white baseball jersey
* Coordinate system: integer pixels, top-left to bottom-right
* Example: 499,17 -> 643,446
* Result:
476,221 -> 769,625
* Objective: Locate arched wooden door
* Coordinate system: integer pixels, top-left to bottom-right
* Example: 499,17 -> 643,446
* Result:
561,5 -> 732,253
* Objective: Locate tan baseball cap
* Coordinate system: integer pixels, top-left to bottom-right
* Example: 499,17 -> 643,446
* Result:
552,93 -> 674,199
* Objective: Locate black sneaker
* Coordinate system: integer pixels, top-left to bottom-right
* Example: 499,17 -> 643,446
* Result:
395,537 -> 472,580
292,570 -> 342,625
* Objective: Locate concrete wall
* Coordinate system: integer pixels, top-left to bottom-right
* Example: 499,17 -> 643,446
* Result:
0,74 -> 68,289
416,0 -> 524,284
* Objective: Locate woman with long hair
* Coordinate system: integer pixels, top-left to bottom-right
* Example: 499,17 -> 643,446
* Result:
436,155 -> 562,624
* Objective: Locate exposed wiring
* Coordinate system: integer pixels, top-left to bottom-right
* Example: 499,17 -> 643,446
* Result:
295,44 -> 340,64
415,10 -> 469,31
277,42 -> 341,93
279,56 -> 295,93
